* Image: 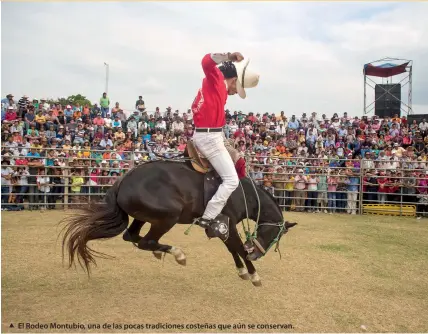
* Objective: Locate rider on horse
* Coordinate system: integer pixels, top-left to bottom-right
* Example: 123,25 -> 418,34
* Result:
191,52 -> 260,241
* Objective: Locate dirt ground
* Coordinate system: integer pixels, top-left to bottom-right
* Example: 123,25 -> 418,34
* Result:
2,210 -> 428,333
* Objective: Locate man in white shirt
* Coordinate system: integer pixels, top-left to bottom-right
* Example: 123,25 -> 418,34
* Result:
229,119 -> 238,133
275,121 -> 287,135
1,160 -> 14,208
419,119 -> 428,132
40,98 -> 50,112
171,118 -> 184,136
104,116 -> 112,130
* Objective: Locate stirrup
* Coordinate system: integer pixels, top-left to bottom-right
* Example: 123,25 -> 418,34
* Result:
198,215 -> 230,241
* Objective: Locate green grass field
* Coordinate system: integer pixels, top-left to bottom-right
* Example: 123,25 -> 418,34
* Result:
2,211 -> 428,333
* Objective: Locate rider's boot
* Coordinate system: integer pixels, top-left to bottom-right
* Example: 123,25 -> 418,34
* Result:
197,213 -> 230,241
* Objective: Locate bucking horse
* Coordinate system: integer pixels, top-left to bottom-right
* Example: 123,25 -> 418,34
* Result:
61,148 -> 297,286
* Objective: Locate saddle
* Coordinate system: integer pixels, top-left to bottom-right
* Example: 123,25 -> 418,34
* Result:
185,140 -> 212,174
184,140 -> 220,207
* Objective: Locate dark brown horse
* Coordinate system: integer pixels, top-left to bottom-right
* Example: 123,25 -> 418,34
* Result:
61,160 -> 296,286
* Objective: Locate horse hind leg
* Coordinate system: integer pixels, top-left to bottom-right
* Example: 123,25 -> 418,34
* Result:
138,221 -> 186,266
123,219 -> 146,244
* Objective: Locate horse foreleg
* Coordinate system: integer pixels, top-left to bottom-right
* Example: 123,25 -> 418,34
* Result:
138,221 -> 186,266
221,225 -> 249,280
123,219 -> 146,243
225,227 -> 261,287
225,243 -> 250,280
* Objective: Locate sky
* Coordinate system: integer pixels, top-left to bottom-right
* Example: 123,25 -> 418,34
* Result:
1,2 -> 428,117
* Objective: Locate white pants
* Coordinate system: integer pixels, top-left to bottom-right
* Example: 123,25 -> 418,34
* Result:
346,191 -> 358,214
193,131 -> 239,220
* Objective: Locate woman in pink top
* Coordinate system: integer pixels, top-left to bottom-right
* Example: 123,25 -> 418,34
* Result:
327,171 -> 338,213
178,138 -> 187,152
417,172 -> 428,195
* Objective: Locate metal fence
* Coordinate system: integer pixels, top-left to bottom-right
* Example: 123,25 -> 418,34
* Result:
2,148 -> 428,217
246,156 -> 428,217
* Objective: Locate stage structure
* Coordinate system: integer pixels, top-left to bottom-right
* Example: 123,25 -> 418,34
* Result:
363,57 -> 413,117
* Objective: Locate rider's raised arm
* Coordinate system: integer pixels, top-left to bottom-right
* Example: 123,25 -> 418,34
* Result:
201,53 -> 230,82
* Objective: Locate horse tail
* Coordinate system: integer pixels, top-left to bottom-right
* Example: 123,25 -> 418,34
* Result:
60,181 -> 128,275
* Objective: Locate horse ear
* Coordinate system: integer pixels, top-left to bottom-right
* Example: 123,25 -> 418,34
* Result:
284,222 -> 297,230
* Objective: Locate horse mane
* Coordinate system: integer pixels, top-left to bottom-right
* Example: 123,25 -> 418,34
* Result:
242,177 -> 283,217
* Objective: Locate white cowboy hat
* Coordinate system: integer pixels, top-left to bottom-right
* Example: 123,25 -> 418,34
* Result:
235,59 -> 260,99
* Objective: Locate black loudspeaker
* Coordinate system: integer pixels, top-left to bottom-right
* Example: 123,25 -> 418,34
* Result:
375,84 -> 401,118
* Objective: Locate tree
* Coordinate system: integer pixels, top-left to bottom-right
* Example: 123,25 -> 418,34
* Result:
47,94 -> 93,108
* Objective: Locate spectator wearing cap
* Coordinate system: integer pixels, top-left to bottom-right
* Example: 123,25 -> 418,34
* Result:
129,110 -> 140,123
70,169 -> 84,203
114,127 -> 125,142
26,151 -> 43,210
1,157 -> 14,209
104,113 -> 113,130
306,172 -> 319,213
344,168 -> 360,214
73,107 -> 82,121
40,98 -> 50,112
73,124 -> 85,145
4,106 -> 18,124
171,117 -> 184,137
2,94 -> 17,115
112,115 -> 122,131
294,168 -> 307,212
335,170 -> 348,212
46,124 -> 57,141
92,113 -> 105,133
81,104 -> 91,121
91,103 -> 101,119
17,95 -> 29,118
272,166 -> 287,209
100,92 -> 110,118
64,105 -> 73,122
110,102 -> 122,118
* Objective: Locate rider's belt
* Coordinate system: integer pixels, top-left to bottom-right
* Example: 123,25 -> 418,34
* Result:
195,128 -> 223,133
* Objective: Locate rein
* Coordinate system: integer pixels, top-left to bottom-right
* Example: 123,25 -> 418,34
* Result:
239,177 -> 286,259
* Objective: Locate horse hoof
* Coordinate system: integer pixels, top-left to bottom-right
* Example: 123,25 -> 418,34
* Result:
123,231 -> 132,242
237,267 -> 250,280
250,272 -> 262,287
239,273 -> 250,280
176,258 -> 186,266
251,280 -> 262,287
153,251 -> 163,260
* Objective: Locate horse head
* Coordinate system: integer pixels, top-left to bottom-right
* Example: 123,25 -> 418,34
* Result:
244,221 -> 297,261
241,181 -> 297,261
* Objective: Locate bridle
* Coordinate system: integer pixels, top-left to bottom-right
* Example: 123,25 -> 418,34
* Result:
251,221 -> 287,257
239,176 -> 287,258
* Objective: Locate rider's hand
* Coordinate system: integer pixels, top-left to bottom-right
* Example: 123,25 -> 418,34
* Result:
229,52 -> 244,62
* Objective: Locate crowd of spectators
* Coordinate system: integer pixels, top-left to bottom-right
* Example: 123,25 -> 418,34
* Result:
2,92 -> 428,215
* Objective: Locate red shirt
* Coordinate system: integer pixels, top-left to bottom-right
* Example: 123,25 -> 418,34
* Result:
192,54 -> 227,128
235,157 -> 246,179
5,112 -> 17,121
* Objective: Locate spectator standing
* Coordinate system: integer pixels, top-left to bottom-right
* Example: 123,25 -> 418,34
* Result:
100,92 -> 110,117
1,158 -> 13,209
336,171 -> 348,212
345,168 -> 360,214
136,96 -> 145,112
36,167 -> 50,210
283,167 -> 295,211
294,168 -> 307,212
402,171 -> 417,204
306,173 -> 318,212
317,168 -> 328,213
273,166 -> 286,209
327,169 -> 338,213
